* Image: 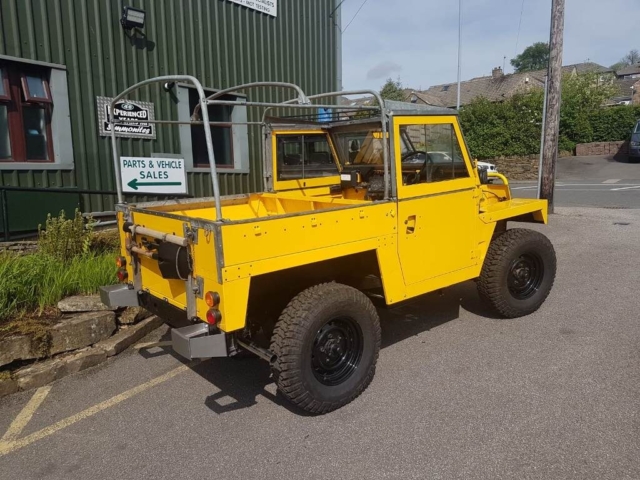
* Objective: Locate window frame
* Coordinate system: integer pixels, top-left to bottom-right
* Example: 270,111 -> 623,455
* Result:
176,84 -> 250,173
393,115 -> 476,200
0,68 -> 10,101
0,62 -> 55,164
20,72 -> 53,104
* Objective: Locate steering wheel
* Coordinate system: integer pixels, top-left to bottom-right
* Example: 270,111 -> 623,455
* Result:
403,151 -> 432,185
401,150 -> 427,162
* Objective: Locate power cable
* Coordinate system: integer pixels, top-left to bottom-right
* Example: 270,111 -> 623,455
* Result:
514,0 -> 526,57
343,0 -> 370,34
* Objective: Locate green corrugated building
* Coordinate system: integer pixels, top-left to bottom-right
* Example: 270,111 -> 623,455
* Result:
0,0 -> 341,238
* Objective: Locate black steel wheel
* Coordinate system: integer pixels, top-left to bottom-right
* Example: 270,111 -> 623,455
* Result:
507,253 -> 544,300
311,316 -> 363,386
271,282 -> 381,414
478,229 -> 556,318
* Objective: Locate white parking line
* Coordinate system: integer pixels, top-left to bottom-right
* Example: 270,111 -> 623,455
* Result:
602,179 -> 621,184
610,185 -> 640,191
512,183 -> 640,191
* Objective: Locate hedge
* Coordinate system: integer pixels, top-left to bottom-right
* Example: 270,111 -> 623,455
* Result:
458,74 -> 640,159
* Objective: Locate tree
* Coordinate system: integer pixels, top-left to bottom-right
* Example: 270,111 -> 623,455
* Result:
610,61 -> 627,72
621,49 -> 640,65
379,78 -> 405,101
511,42 -> 550,73
612,49 -> 640,71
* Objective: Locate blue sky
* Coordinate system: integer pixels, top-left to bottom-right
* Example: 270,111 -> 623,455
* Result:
340,0 -> 640,91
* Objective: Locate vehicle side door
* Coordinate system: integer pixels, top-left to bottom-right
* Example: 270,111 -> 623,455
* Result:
394,115 -> 479,286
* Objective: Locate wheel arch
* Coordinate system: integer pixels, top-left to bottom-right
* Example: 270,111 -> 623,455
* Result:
244,250 -> 382,343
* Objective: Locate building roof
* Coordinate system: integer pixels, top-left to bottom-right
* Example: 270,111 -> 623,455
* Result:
415,69 -> 545,108
408,91 -> 447,108
616,63 -> 640,77
570,62 -> 612,75
607,77 -> 640,105
411,62 -> 611,108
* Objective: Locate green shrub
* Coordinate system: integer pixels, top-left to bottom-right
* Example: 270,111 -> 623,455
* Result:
38,209 -> 93,260
0,251 -> 117,321
460,73 -> 636,159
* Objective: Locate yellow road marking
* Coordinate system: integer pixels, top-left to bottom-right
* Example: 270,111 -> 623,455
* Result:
1,386 -> 51,442
133,340 -> 172,350
0,362 -> 196,457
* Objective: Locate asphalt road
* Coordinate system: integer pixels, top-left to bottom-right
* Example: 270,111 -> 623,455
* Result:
512,155 -> 640,208
1,156 -> 639,480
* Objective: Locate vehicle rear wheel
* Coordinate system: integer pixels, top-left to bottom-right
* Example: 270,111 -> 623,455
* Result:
478,228 -> 556,318
270,282 -> 381,414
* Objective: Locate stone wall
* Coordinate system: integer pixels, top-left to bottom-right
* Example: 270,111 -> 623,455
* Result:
0,241 -> 38,255
487,151 -> 575,181
575,141 -> 628,157
490,155 -> 539,181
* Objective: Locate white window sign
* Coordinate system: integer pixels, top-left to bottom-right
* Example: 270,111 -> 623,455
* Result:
121,157 -> 187,194
228,0 -> 277,17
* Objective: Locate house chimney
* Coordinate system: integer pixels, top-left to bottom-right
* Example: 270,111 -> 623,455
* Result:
492,66 -> 503,79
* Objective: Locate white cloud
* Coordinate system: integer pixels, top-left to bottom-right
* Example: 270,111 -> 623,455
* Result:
366,61 -> 403,80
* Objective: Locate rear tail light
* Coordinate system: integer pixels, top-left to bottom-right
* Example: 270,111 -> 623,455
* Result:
116,268 -> 128,283
206,308 -> 222,325
205,291 -> 220,307
116,256 -> 127,268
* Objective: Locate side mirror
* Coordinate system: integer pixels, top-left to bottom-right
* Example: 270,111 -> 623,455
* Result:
477,166 -> 489,185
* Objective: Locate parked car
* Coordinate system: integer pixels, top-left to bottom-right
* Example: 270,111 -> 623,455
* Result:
630,121 -> 640,162
477,161 -> 498,173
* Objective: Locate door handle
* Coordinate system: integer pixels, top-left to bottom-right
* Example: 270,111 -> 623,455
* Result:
405,215 -> 416,234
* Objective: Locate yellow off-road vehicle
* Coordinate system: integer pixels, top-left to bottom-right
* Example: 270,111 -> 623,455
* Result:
101,77 -> 556,414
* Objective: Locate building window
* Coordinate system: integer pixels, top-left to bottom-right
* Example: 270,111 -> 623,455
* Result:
176,85 -> 249,173
0,63 -> 54,163
188,88 -> 234,168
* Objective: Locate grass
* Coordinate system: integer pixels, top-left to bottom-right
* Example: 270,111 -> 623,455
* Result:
0,251 -> 117,324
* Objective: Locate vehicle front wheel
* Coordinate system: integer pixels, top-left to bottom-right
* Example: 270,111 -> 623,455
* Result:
270,282 -> 381,414
478,228 -> 556,318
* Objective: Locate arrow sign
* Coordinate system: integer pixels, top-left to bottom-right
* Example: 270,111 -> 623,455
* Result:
127,178 -> 182,190
121,157 -> 187,194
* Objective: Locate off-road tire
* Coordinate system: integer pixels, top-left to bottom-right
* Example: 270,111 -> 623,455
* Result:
270,282 -> 381,414
478,228 -> 556,318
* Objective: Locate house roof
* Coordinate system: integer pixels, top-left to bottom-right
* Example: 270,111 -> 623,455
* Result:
616,63 -> 640,77
411,62 -> 611,108
606,77 -> 640,105
408,91 -> 446,108
570,62 -> 612,74
416,70 -> 545,108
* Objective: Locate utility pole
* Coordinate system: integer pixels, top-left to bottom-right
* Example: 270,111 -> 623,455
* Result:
539,0 -> 565,213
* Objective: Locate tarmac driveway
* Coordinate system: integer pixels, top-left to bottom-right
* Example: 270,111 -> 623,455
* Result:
0,206 -> 639,480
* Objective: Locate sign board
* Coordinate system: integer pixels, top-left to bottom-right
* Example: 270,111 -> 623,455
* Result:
121,157 -> 187,194
228,0 -> 277,17
97,96 -> 156,139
